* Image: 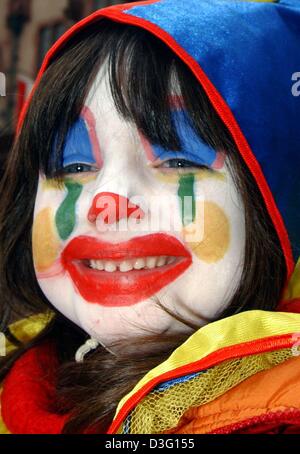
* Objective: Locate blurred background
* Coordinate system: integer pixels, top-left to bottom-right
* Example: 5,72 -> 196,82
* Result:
0,0 -> 137,170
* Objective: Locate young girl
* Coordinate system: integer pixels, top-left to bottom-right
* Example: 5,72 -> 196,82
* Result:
1,0 -> 300,434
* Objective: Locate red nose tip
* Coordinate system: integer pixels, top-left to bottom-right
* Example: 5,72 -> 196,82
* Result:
88,192 -> 145,224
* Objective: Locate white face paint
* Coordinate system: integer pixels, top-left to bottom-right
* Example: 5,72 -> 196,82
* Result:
32,64 -> 246,347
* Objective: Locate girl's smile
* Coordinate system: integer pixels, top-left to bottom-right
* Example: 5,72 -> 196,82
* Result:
61,233 -> 192,307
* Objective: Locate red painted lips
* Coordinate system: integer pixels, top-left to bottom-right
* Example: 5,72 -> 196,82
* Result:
61,234 -> 192,307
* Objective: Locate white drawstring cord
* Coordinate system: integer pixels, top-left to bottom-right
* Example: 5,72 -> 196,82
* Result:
75,338 -> 100,363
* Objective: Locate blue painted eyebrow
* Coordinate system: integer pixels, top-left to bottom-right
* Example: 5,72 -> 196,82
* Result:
62,117 -> 97,167
151,109 -> 218,166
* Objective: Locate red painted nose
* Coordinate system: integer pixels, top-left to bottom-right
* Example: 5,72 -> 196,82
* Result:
88,192 -> 145,224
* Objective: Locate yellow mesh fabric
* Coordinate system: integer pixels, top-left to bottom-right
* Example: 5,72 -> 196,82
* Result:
119,348 -> 292,434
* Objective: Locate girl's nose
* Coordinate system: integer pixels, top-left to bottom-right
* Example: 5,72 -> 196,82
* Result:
88,192 -> 145,225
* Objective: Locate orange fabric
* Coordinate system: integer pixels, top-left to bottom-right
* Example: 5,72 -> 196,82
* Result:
166,355 -> 300,434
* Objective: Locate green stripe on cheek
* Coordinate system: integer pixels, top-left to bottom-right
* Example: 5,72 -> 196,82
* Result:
55,181 -> 83,240
178,174 -> 196,226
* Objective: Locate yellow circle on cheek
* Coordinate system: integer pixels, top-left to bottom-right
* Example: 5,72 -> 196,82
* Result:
183,201 -> 231,263
32,207 -> 60,272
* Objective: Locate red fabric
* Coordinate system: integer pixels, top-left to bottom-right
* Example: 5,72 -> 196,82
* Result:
277,299 -> 300,314
1,342 -> 69,434
212,409 -> 300,434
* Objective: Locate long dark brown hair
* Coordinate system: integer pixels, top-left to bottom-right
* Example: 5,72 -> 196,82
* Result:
0,19 -> 286,433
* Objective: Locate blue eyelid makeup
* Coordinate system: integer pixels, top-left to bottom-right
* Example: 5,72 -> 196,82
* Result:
151,109 -> 218,167
59,117 -> 97,168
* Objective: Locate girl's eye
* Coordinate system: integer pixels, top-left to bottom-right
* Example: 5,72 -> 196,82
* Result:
63,163 -> 99,174
159,159 -> 209,170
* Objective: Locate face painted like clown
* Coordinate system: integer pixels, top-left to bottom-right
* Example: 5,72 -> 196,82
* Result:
32,64 -> 246,347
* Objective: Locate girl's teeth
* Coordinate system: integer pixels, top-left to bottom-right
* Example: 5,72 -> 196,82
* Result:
157,256 -> 167,267
104,261 -> 117,272
92,259 -> 104,271
119,261 -> 133,272
133,258 -> 146,270
146,257 -> 157,269
89,256 -> 176,272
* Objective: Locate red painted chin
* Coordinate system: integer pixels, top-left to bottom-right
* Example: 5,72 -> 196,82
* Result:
61,234 -> 192,307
